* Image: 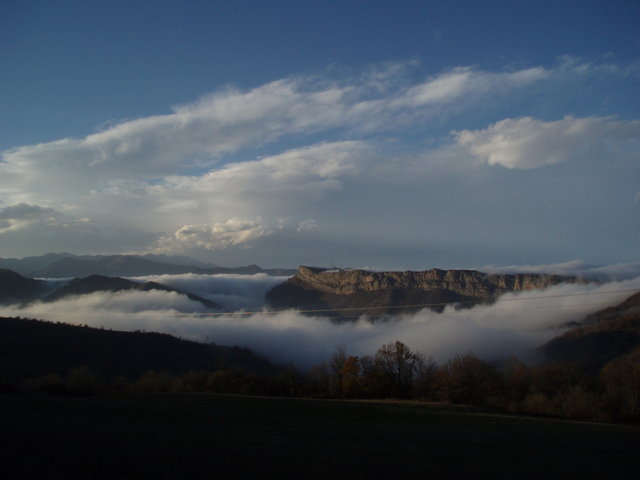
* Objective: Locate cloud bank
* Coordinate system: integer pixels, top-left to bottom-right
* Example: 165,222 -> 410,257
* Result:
3,274 -> 639,368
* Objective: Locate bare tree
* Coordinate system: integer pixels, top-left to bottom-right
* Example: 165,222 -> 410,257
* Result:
328,345 -> 347,396
374,341 -> 421,398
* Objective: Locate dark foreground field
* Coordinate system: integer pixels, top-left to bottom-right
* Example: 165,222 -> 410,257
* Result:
2,393 -> 639,479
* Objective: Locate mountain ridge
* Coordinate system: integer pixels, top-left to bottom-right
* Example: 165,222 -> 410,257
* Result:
41,274 -> 220,309
266,266 -> 580,317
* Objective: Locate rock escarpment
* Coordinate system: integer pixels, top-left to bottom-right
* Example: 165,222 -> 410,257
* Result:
266,266 -> 578,319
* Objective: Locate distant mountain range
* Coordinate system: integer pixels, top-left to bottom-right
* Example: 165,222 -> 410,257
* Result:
0,269 -> 219,309
0,252 -> 297,278
266,266 -> 580,318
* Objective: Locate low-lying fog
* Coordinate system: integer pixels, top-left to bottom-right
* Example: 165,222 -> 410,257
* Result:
3,266 -> 640,369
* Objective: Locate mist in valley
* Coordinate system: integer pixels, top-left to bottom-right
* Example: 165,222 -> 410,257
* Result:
3,265 -> 640,369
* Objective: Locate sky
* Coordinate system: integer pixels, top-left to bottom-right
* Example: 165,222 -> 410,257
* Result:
1,0 -> 639,270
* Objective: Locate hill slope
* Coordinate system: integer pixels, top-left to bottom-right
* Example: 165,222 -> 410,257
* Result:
42,274 -> 220,309
0,317 -> 278,382
542,291 -> 640,371
0,269 -> 47,305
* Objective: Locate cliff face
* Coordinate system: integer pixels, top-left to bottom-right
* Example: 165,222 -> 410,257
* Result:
294,266 -> 569,297
266,266 -> 577,318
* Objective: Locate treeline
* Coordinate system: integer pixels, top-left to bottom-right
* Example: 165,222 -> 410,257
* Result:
308,341 -> 640,424
8,340 -> 640,424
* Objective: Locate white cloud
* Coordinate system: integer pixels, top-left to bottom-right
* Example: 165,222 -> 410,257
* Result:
156,218 -> 274,252
456,116 -> 640,169
0,59 -> 637,264
154,140 -> 371,208
296,219 -> 318,232
0,62 -> 551,207
2,276 -> 639,368
395,66 -> 548,108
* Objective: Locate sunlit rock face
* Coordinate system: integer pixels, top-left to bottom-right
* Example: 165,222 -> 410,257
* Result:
266,266 -> 578,319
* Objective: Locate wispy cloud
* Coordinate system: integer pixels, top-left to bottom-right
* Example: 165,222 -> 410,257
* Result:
0,62 -> 553,204
0,59 -> 637,264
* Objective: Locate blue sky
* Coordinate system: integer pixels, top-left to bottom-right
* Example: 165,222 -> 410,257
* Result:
1,0 -> 639,269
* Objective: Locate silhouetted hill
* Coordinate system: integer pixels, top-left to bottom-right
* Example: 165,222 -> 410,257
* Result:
42,275 -> 220,309
0,317 -> 279,382
0,269 -> 47,305
542,291 -> 640,371
267,266 -> 578,318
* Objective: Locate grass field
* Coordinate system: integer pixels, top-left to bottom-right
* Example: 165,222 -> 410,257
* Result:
2,393 -> 639,479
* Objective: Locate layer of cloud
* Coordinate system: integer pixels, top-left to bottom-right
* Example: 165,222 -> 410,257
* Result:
3,275 -> 639,368
456,116 -> 640,169
129,273 -> 290,310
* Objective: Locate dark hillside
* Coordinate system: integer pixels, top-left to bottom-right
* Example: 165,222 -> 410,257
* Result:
42,274 -> 220,309
542,291 -> 640,371
0,269 -> 46,305
0,317 -> 278,382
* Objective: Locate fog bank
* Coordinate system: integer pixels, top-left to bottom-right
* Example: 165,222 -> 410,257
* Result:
3,276 -> 639,368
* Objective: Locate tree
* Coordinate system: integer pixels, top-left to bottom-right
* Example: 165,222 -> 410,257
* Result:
340,356 -> 362,398
374,341 -> 421,398
328,345 -> 347,396
66,365 -> 99,395
599,359 -> 640,421
436,353 -> 501,406
413,354 -> 438,399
